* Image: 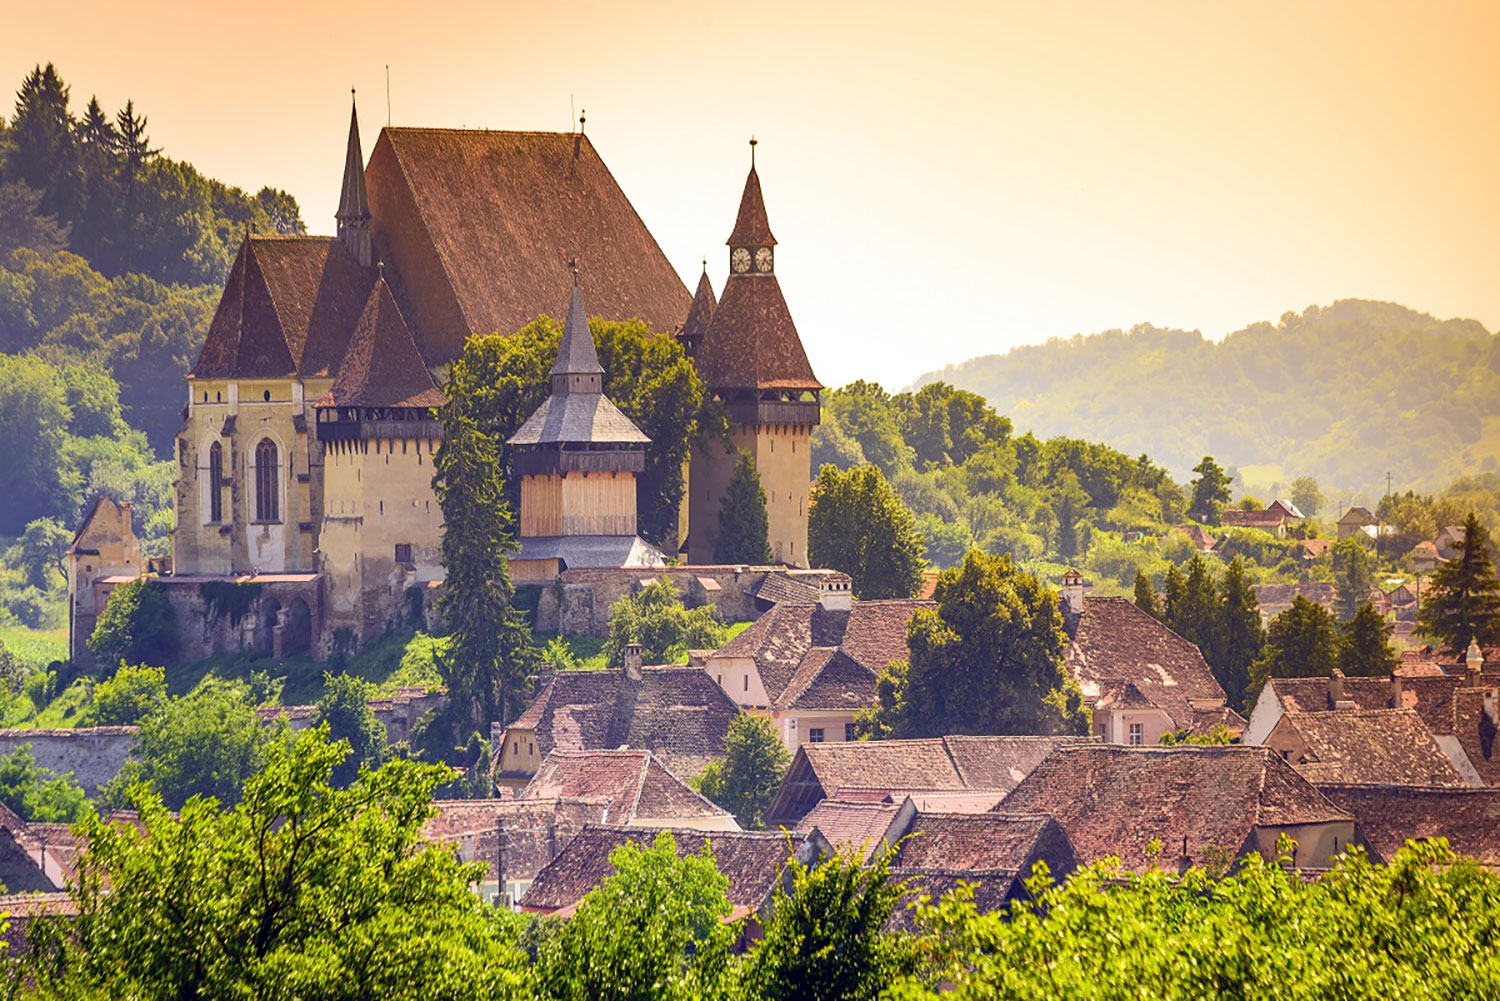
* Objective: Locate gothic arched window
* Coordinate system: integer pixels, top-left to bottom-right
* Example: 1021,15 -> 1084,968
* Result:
255,438 -> 280,523
208,441 -> 224,523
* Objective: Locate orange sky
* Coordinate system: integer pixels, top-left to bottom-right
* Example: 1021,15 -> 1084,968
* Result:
5,0 -> 1498,388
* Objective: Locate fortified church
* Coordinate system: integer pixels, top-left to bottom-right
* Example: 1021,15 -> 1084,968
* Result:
66,100 -> 823,661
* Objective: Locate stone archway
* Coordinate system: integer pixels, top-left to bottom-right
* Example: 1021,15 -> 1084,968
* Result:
281,598 -> 312,657
259,598 -> 282,656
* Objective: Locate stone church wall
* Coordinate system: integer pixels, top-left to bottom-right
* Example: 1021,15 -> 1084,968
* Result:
533,566 -> 772,637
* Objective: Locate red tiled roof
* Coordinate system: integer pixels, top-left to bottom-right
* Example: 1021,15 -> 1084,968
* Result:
315,279 -> 445,409
519,750 -> 729,825
1315,784 -> 1500,866
519,824 -> 800,914
727,166 -> 777,247
776,648 -> 877,711
679,268 -> 717,339
421,797 -> 611,883
1272,710 -> 1466,787
890,813 -> 1075,875
793,800 -> 903,861
1220,509 -> 1286,530
366,128 -> 690,362
996,745 -> 1352,872
886,869 -> 1021,932
1066,597 -> 1227,726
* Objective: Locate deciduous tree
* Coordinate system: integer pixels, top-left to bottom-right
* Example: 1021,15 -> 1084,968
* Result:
106,679 -> 263,810
1189,455 -> 1232,525
602,578 -> 728,668
317,672 -> 389,787
87,576 -> 177,669
695,715 -> 789,830
809,463 -> 926,599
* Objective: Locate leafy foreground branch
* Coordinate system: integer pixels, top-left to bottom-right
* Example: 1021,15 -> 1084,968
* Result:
15,728 -> 1500,1001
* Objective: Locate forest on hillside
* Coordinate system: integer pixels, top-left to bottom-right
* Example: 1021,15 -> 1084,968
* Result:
913,299 -> 1500,501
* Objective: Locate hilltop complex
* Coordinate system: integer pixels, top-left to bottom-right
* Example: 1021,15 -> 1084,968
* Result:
66,100 -> 821,661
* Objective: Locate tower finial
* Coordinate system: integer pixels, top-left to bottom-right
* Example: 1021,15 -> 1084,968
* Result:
701,257 -> 707,274
337,91 -> 373,267
377,259 -> 385,282
579,109 -> 586,134
567,256 -> 579,286
749,134 -> 757,168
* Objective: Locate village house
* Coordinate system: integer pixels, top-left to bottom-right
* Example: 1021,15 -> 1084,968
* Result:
1336,506 -> 1377,539
1060,572 -> 1244,744
1173,524 -> 1216,553
1251,581 -> 1337,621
1263,709 -> 1468,787
1266,499 -> 1305,523
1219,508 -> 1289,536
1409,540 -> 1443,574
1313,784 -> 1500,867
700,578 -> 930,751
1435,524 -> 1468,561
519,824 -> 830,941
517,750 -> 738,831
996,745 -> 1357,872
765,734 -> 1081,828
493,659 -> 742,791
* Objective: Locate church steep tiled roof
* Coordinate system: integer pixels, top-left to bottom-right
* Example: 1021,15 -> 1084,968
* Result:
316,279 -> 445,409
680,268 -> 717,340
727,165 -> 777,247
365,128 -> 690,362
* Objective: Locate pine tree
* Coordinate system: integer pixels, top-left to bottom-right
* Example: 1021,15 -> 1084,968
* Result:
76,96 -> 116,153
6,63 -> 81,223
1174,555 -> 1220,654
1331,536 -> 1374,622
1163,563 -> 1185,626
1133,570 -> 1161,619
113,100 -> 157,175
1339,602 -> 1399,677
1250,595 -> 1343,695
1214,558 -> 1264,710
715,453 -> 773,564
1417,513 -> 1500,654
431,406 -> 537,739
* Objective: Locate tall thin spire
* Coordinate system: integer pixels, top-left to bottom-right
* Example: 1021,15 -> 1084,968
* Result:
727,139 -> 776,249
337,90 -> 373,267
551,276 -> 604,395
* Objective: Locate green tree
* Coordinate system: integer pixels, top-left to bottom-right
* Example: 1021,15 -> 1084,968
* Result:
1290,476 -> 1324,517
1340,602 -> 1399,677
6,64 -> 80,223
1250,595 -> 1343,694
1133,570 -> 1161,619
602,579 -> 728,668
0,353 -> 77,533
1331,536 -> 1375,622
1167,554 -> 1220,655
1162,562 -> 1186,625
715,453 -> 773,564
1417,513 -> 1500,653
31,727 -> 529,1001
432,400 -> 537,736
695,715 -> 789,829
1213,558 -> 1264,710
0,744 -> 88,822
317,672 -> 389,787
824,380 -> 912,476
106,679 -> 264,810
86,662 -> 165,725
809,463 -> 926,599
17,516 -> 69,590
862,551 -> 1088,738
1189,455 -> 1232,525
917,513 -> 973,571
0,181 -> 69,259
534,831 -> 736,1001
87,576 -> 177,669
743,846 -> 906,1001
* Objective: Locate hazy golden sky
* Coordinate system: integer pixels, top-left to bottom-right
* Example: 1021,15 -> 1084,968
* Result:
6,0 -> 1498,388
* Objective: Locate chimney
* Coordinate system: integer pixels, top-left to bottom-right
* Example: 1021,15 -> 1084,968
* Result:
624,642 -> 643,681
1328,668 -> 1354,710
819,575 -> 852,612
1467,639 -> 1484,687
1391,672 -> 1404,707
1060,568 -> 1086,617
495,817 -> 506,907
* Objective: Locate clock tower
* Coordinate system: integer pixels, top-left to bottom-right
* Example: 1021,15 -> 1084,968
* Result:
687,141 -> 821,566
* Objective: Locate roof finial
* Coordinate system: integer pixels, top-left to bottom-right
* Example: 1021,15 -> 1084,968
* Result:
567,256 -> 579,286
377,259 -> 386,282
579,109 -> 586,134
701,257 -> 707,274
749,134 -> 757,168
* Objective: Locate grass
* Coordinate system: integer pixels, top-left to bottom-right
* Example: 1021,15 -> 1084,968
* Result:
0,626 -> 68,670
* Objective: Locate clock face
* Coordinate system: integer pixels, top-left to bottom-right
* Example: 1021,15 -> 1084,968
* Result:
731,247 -> 751,273
755,247 -> 773,273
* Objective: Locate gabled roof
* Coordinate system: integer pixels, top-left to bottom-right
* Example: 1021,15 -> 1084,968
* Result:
886,870 -> 1022,932
890,812 -> 1076,875
1065,597 -> 1227,725
775,647 -> 877,711
1266,674 -> 1463,737
995,745 -> 1353,872
1220,509 -> 1287,530
365,128 -> 690,362
315,279 -> 445,409
504,667 -> 742,780
519,750 -> 731,825
1315,784 -> 1500,866
767,735 -> 1081,827
421,797 -> 612,883
793,800 -> 904,861
1253,582 -> 1336,613
710,599 -> 930,703
1339,507 -> 1375,524
520,824 -> 807,914
1272,709 -> 1467,787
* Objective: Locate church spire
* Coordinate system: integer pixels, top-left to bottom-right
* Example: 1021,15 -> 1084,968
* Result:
727,138 -> 776,277
337,91 -> 373,267
551,267 -> 604,395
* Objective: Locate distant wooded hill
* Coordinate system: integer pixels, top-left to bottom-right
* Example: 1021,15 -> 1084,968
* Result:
913,300 -> 1500,500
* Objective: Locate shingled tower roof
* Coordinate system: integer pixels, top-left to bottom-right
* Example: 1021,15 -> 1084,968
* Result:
315,278 -> 445,409
509,283 -> 649,447
336,94 -> 373,267
680,266 -> 717,340
694,149 -> 821,393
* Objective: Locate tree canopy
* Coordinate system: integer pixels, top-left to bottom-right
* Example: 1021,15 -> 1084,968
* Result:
809,463 -> 926,599
715,454 -> 773,565
602,579 -> 727,669
1417,512 -> 1500,653
695,714 -> 789,830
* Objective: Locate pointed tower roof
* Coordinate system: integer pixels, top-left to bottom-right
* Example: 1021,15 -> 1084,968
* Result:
316,278 -> 445,409
552,281 -> 605,380
680,266 -> 717,341
727,165 -> 776,247
509,284 -> 650,447
337,94 -> 370,226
